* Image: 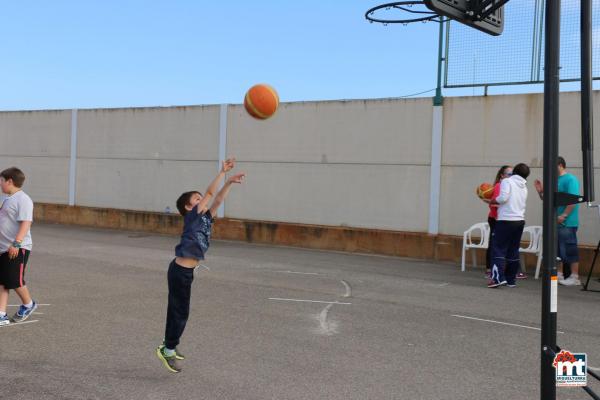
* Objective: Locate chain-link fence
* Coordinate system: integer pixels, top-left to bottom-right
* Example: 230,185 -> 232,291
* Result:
445,0 -> 600,87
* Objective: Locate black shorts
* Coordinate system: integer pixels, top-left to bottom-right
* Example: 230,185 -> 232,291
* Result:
0,249 -> 30,289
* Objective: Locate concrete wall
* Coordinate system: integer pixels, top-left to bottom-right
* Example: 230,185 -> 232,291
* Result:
226,99 -> 432,231
2,91 -> 600,246
75,106 -> 220,212
0,110 -> 71,204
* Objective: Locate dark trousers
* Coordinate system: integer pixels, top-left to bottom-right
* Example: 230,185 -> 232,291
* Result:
491,220 -> 525,285
164,260 -> 195,349
485,217 -> 497,271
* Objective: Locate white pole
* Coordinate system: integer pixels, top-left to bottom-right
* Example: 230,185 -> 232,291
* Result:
428,105 -> 443,234
68,109 -> 78,206
217,104 -> 228,218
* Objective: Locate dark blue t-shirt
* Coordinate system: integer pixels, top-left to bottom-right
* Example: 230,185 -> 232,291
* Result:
175,205 -> 214,260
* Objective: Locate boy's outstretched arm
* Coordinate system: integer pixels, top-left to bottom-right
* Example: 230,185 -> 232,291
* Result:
534,179 -> 544,199
197,158 -> 235,213
209,173 -> 245,217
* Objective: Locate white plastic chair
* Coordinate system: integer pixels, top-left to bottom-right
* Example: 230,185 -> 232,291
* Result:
519,225 -> 543,279
461,222 -> 490,272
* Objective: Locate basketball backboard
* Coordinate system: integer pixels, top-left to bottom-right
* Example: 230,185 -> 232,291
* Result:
424,0 -> 505,36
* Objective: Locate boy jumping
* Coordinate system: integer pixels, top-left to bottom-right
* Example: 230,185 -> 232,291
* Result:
156,158 -> 244,372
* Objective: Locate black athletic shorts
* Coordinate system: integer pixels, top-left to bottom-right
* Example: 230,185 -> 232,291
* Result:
0,249 -> 31,289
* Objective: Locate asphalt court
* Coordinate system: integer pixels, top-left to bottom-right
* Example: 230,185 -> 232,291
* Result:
1,223 -> 599,400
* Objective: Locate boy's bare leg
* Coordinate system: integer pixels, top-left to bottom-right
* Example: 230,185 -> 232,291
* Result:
0,286 -> 8,314
14,286 -> 32,305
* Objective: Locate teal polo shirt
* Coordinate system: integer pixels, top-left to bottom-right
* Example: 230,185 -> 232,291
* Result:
558,173 -> 580,227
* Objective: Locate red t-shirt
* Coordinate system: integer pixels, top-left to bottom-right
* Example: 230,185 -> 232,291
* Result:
488,182 -> 501,219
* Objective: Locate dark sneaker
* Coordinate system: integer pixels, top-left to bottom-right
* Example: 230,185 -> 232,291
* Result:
12,301 -> 37,323
0,314 -> 10,326
162,341 -> 185,360
156,345 -> 182,373
516,272 -> 528,280
487,279 -> 507,288
507,283 -> 517,288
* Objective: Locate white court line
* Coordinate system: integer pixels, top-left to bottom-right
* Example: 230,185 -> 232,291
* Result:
0,320 -> 39,328
273,271 -> 320,275
8,304 -> 51,307
318,303 -> 336,335
269,298 -> 351,305
340,280 -> 351,298
452,315 -> 565,334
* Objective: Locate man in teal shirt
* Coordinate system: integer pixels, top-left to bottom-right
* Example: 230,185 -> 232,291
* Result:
535,157 -> 581,286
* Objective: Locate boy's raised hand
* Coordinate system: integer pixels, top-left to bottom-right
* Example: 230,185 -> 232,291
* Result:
222,158 -> 236,173
228,173 -> 245,184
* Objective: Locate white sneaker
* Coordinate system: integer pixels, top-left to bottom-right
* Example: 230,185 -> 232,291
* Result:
559,276 -> 581,286
557,272 -> 564,280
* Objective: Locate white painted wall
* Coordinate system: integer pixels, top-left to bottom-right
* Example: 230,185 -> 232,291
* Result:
2,91 -> 600,245
75,106 -> 220,211
226,98 -> 432,231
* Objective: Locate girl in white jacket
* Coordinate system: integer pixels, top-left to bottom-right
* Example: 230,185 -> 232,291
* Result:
488,163 -> 530,288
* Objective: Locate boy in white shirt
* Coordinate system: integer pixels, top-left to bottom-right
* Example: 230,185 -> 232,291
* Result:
0,167 -> 37,324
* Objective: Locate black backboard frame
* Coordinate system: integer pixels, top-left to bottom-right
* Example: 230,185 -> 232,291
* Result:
424,0 -> 504,35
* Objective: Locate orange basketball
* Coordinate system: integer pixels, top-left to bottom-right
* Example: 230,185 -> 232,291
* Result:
244,84 -> 279,120
477,182 -> 494,200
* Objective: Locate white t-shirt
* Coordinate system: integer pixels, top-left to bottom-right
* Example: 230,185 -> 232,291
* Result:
0,190 -> 33,252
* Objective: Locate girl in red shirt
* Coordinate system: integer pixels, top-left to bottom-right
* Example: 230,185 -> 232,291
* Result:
483,166 -> 512,278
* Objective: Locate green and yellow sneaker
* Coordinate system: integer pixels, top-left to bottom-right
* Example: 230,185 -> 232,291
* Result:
156,345 -> 182,373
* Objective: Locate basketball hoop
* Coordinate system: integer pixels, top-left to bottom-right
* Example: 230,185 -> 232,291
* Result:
365,1 -> 445,25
